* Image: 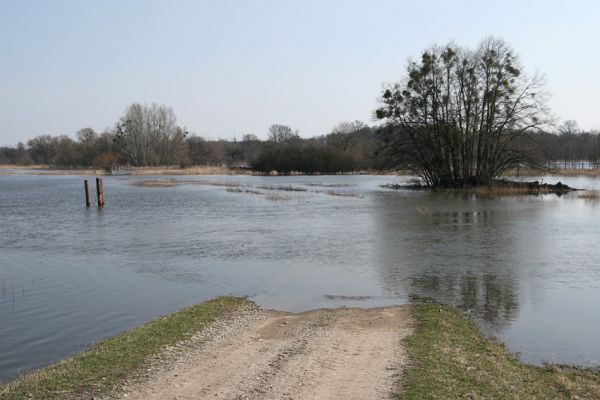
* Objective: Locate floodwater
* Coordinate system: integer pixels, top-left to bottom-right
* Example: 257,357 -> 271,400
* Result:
0,173 -> 599,381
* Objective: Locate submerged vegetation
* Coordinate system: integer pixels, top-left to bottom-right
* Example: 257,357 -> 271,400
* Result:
398,304 -> 600,399
0,297 -> 247,400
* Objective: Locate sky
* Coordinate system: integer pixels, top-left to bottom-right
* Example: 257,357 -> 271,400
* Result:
1,0 -> 599,145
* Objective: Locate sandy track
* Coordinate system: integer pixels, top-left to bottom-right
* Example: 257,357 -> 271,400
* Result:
116,305 -> 412,400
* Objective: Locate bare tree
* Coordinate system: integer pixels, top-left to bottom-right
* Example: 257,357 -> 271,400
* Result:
27,135 -> 59,165
267,124 -> 299,143
328,120 -> 367,151
76,128 -> 98,166
376,37 -> 552,187
113,103 -> 187,166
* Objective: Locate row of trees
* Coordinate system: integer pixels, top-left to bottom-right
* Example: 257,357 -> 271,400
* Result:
0,103 -> 381,173
1,53 -> 598,179
1,114 -> 598,174
536,121 -> 600,168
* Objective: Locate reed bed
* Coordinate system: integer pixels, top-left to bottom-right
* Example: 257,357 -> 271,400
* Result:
504,168 -> 600,177
0,164 -> 47,169
133,178 -> 181,187
0,167 -> 104,176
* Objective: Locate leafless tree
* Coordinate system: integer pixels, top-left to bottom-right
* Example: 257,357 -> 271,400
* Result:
328,120 -> 367,151
267,124 -> 299,143
113,103 -> 187,166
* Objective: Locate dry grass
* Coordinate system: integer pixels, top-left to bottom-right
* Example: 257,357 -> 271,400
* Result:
133,178 -> 181,187
504,167 -> 600,177
0,165 -> 105,176
0,164 -> 47,169
0,165 -> 251,176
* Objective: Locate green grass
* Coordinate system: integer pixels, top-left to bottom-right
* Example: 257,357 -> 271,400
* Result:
0,296 -> 248,400
398,304 -> 600,399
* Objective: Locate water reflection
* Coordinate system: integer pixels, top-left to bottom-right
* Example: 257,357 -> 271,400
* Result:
371,191 -> 550,332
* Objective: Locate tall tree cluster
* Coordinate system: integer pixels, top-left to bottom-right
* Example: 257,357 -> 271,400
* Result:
376,38 -> 551,187
114,103 -> 188,166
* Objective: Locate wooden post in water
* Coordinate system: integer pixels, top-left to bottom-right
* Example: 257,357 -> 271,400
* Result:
96,178 -> 105,207
84,180 -> 91,207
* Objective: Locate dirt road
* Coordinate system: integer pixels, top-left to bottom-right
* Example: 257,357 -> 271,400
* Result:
116,305 -> 412,400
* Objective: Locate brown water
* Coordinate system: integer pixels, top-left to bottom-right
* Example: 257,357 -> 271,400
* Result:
0,174 -> 599,381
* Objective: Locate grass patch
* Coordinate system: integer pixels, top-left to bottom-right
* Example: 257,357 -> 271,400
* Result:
0,297 -> 248,400
397,304 -> 600,399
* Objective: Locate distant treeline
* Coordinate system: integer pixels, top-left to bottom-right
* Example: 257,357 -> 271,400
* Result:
535,121 -> 600,168
0,104 -> 598,172
0,104 -> 381,173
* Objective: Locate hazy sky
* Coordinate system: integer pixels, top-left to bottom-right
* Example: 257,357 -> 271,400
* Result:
1,0 -> 599,145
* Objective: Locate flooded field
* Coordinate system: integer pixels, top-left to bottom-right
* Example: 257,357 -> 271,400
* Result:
0,174 -> 599,381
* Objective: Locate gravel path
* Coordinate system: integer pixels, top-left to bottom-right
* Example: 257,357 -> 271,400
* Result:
115,304 -> 412,400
